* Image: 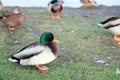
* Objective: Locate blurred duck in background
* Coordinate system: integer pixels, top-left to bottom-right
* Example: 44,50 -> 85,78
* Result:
0,6 -> 25,31
98,17 -> 120,42
48,0 -> 63,19
0,0 -> 3,11
80,0 -> 96,8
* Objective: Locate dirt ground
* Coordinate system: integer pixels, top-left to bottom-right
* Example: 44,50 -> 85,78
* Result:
4,5 -> 120,18
63,5 -> 120,18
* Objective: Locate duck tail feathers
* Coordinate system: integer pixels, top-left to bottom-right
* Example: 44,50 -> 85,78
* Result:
8,56 -> 20,64
98,23 -> 104,27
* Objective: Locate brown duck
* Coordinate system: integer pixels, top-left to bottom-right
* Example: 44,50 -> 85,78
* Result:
0,6 -> 25,31
80,0 -> 96,8
0,0 -> 3,10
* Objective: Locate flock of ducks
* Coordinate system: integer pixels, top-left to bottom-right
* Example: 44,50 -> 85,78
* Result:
0,0 -> 120,71
0,0 -> 62,71
0,0 -> 63,31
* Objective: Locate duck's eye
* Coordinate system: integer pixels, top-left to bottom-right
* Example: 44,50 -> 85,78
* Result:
46,34 -> 53,41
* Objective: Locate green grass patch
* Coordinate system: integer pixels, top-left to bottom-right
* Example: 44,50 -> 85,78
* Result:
0,8 -> 120,80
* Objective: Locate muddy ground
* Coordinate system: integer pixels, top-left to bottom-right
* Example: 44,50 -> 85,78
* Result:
63,5 -> 120,18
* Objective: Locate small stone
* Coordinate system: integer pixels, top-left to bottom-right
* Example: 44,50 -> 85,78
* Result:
14,40 -> 22,44
116,68 -> 120,74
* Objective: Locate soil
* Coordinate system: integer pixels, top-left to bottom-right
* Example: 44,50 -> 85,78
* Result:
63,5 -> 120,18
4,5 -> 120,18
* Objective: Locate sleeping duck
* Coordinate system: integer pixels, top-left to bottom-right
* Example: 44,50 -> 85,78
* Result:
48,0 -> 63,19
9,32 -> 60,71
0,6 -> 24,31
80,0 -> 96,8
98,17 -> 120,42
0,0 -> 3,10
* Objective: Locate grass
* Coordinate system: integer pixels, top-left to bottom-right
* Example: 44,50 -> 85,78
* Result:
0,7 -> 120,80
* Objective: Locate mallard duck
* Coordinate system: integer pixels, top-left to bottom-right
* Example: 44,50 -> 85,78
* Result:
9,32 -> 60,71
0,0 -> 3,11
80,0 -> 96,8
98,17 -> 120,42
0,6 -> 24,31
48,0 -> 63,19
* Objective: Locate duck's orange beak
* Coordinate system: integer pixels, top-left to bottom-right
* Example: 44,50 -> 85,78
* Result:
52,38 -> 60,43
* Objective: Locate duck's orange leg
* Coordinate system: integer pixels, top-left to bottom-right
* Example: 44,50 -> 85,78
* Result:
36,65 -> 49,71
51,13 -> 59,19
56,13 -> 60,19
114,33 -> 120,42
8,26 -> 15,31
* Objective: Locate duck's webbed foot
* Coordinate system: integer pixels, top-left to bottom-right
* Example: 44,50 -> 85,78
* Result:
51,13 -> 60,19
114,33 -> 120,42
36,65 -> 49,71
